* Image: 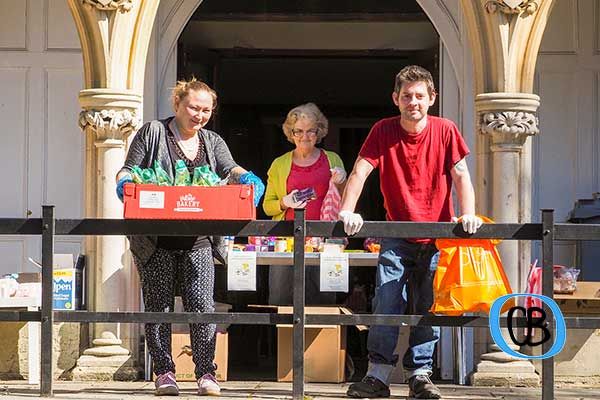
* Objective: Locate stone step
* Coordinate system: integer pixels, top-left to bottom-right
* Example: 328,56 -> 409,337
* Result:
475,360 -> 536,373
470,371 -> 540,387
84,345 -> 130,356
75,355 -> 136,368
71,366 -> 140,381
490,343 -> 520,352
480,351 -> 524,363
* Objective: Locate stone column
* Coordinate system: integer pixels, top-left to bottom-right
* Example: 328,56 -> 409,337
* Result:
460,0 -> 556,385
470,92 -> 540,387
71,90 -> 142,381
477,93 -> 540,287
66,0 -> 160,380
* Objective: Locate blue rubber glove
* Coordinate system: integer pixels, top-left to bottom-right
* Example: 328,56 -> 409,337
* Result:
116,174 -> 133,202
239,171 -> 265,207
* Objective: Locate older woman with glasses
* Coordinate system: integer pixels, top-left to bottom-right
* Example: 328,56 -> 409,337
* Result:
263,102 -> 346,304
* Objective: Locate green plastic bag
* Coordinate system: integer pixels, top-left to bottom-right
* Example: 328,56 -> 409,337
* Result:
154,160 -> 172,186
141,168 -> 157,184
130,166 -> 144,184
174,160 -> 191,186
192,166 -> 209,186
193,165 -> 220,186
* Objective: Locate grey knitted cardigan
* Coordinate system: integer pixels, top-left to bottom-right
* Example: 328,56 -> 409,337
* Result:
119,117 -> 239,266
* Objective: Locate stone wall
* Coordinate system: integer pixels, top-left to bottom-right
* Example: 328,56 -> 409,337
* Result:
0,322 -> 82,380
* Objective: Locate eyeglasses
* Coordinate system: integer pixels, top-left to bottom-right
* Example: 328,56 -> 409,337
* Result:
291,129 -> 318,138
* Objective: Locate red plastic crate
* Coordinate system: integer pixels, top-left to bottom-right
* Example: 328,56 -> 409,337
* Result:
123,183 -> 255,220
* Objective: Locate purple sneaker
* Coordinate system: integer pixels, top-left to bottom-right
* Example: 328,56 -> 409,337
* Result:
155,371 -> 179,396
197,373 -> 221,396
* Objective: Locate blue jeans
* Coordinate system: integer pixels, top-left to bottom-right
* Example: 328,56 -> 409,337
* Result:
366,238 -> 440,384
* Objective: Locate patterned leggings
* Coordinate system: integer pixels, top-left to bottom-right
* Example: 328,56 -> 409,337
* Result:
135,247 -> 216,379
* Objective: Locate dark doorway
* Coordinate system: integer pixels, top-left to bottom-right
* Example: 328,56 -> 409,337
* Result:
178,50 -> 439,221
177,0 -> 440,382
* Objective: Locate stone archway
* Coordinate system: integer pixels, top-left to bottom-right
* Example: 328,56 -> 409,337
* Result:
65,0 -> 557,385
153,0 -> 472,123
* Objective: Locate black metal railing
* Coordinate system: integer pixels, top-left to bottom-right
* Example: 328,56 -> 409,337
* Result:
1,206 -> 600,399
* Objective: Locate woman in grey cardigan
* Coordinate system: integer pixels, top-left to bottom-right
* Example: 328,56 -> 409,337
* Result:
115,79 -> 264,396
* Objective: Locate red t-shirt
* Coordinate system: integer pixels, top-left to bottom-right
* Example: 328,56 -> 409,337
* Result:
359,115 -> 469,227
285,150 -> 331,220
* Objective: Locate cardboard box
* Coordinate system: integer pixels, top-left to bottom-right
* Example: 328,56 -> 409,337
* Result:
277,306 -> 361,383
170,332 -> 228,382
123,183 -> 255,220
555,281 -> 600,314
173,299 -> 232,333
168,301 -> 231,381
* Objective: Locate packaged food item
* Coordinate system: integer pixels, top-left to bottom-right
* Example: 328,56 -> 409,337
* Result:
192,167 -> 208,186
363,237 -> 382,253
174,160 -> 191,186
248,236 -> 263,246
293,187 -> 317,203
154,160 -> 173,186
223,236 -> 235,252
275,239 -> 288,252
0,274 -> 19,298
130,166 -> 145,184
553,265 -> 581,294
303,237 -> 323,252
267,237 -> 276,252
192,165 -> 220,186
141,168 -> 158,184
285,237 -> 294,252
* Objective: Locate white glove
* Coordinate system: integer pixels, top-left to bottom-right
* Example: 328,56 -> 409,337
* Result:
330,167 -> 347,185
453,214 -> 483,234
281,190 -> 307,209
339,210 -> 363,236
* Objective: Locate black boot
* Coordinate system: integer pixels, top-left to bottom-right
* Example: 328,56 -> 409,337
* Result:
347,376 -> 390,398
408,375 -> 442,399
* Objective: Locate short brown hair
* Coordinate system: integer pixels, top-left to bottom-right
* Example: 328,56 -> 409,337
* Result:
394,65 -> 436,96
171,78 -> 218,111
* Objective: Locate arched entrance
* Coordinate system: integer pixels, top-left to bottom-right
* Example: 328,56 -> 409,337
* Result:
153,0 -> 474,140
149,0 -> 474,383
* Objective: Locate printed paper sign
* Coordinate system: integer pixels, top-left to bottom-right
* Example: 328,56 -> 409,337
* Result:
320,253 -> 349,292
139,191 -> 165,209
227,251 -> 257,291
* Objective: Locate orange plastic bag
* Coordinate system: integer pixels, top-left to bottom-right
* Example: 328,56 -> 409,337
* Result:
430,216 -> 514,316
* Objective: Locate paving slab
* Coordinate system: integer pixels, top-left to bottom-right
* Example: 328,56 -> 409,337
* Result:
0,381 -> 599,400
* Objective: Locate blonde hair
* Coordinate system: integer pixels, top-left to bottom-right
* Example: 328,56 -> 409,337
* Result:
171,78 -> 218,111
282,103 -> 328,144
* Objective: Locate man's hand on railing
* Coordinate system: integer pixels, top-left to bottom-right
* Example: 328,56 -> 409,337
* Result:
339,210 -> 364,236
453,214 -> 483,234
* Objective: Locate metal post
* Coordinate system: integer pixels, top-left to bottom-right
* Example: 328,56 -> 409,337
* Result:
292,209 -> 306,400
453,327 -> 466,385
541,209 -> 554,400
41,206 -> 55,396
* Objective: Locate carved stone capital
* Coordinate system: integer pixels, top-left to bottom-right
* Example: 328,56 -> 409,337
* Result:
476,92 -> 540,151
485,0 -> 539,15
82,0 -> 133,12
79,109 -> 140,141
481,111 -> 538,150
77,88 -> 142,141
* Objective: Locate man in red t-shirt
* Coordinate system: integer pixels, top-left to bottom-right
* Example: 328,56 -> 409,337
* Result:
341,65 -> 482,399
